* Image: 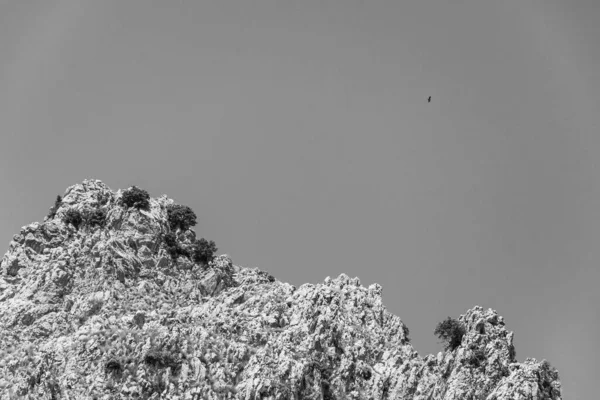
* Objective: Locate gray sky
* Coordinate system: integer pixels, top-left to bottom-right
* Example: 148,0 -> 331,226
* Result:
1,1 -> 598,398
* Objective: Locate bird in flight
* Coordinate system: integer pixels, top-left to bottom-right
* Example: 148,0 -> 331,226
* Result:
428,96 -> 432,103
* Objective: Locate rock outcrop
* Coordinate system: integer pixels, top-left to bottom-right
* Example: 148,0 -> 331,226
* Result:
0,179 -> 562,399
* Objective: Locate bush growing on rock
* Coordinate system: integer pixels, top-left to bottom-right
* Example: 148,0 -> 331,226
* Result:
402,324 -> 411,343
360,367 -> 372,380
434,317 -> 466,351
163,232 -> 189,260
166,204 -> 197,231
143,349 -> 182,374
97,192 -> 111,206
104,359 -> 123,379
467,348 -> 486,368
121,186 -> 150,211
190,238 -> 218,265
86,208 -> 107,228
47,195 -> 62,219
133,312 -> 145,328
62,209 -> 83,230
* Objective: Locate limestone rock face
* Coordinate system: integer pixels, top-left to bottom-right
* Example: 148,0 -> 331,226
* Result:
0,179 -> 562,399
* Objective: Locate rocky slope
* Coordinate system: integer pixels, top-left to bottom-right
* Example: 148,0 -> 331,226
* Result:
0,179 -> 562,399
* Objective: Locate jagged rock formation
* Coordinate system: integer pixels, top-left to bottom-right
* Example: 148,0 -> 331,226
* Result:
0,179 -> 562,399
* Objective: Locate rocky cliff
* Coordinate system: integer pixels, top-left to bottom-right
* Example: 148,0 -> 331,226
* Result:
0,179 -> 562,399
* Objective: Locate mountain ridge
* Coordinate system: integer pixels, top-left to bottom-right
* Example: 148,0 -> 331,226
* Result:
0,179 -> 562,399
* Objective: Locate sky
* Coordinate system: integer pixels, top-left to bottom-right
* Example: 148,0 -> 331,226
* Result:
0,1 -> 598,398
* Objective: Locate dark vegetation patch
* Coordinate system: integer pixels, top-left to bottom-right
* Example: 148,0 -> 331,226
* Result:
63,207 -> 108,231
189,238 -> 217,265
434,317 -> 466,351
133,312 -> 146,328
97,192 -> 111,206
402,324 -> 411,343
162,231 -> 217,266
47,195 -> 62,219
62,209 -> 83,230
360,367 -> 372,380
86,208 -> 107,228
163,232 -> 190,260
467,348 -> 486,368
509,344 -> 516,361
51,185 -> 220,272
104,359 -> 123,379
143,349 -> 182,375
61,206 -> 109,231
121,186 -> 150,211
166,204 -> 197,231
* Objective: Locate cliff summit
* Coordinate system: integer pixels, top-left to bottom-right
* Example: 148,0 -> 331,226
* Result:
0,179 -> 562,399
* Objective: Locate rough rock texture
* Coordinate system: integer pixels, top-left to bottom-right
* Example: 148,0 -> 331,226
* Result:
0,179 -> 562,399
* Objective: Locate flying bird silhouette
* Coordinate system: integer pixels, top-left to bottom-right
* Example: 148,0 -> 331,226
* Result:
428,96 -> 432,103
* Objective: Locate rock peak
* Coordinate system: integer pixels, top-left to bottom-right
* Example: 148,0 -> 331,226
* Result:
0,180 -> 562,399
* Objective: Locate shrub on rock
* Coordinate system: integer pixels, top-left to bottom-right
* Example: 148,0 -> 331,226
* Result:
190,238 -> 218,265
97,192 -> 111,206
86,208 -> 107,228
166,204 -> 197,232
402,324 -> 411,343
163,232 -> 189,260
104,359 -> 123,378
47,195 -> 62,219
467,348 -> 486,368
133,312 -> 145,328
434,317 -> 466,351
121,186 -> 150,211
62,209 -> 83,230
360,367 -> 372,380
143,349 -> 182,374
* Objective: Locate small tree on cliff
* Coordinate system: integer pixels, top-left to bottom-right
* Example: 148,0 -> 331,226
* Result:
166,204 -> 197,232
62,209 -> 83,230
47,195 -> 62,219
121,186 -> 151,211
163,232 -> 189,260
190,238 -> 218,266
434,317 -> 466,351
86,208 -> 107,228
